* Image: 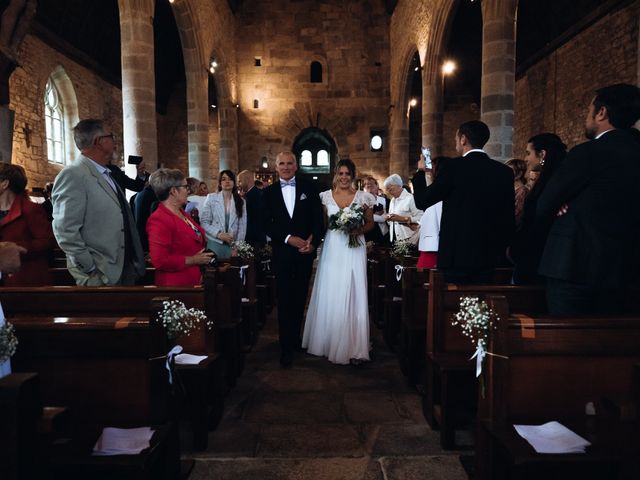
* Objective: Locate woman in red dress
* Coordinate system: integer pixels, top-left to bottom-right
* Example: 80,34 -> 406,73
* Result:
0,164 -> 56,286
146,168 -> 214,286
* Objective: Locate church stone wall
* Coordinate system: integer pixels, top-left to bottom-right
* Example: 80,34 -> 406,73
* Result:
234,0 -> 390,181
9,35 -> 123,189
514,3 -> 638,155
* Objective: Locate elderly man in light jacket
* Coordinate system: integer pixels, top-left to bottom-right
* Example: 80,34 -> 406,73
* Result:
383,174 -> 423,243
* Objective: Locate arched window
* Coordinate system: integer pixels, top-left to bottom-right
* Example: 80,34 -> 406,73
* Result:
300,150 -> 313,166
317,149 -> 329,166
43,67 -> 79,166
44,79 -> 65,164
310,61 -> 323,83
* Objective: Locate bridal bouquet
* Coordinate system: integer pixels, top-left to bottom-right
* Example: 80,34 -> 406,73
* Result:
328,203 -> 366,248
0,321 -> 18,363
156,300 -> 212,340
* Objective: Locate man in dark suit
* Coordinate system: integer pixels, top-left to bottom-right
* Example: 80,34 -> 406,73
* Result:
261,151 -> 324,367
412,120 -> 515,283
537,83 -> 640,315
107,160 -> 147,195
238,169 -> 266,244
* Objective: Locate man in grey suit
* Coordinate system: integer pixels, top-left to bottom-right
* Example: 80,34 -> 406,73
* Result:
52,119 -> 145,286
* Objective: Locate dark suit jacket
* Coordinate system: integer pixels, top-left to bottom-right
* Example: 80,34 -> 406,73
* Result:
244,186 -> 266,243
537,129 -> 640,288
414,151 -> 515,270
107,164 -> 145,194
261,177 -> 324,265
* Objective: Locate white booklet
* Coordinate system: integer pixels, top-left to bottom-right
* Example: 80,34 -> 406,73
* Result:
92,426 -> 154,456
514,421 -> 591,454
174,353 -> 208,365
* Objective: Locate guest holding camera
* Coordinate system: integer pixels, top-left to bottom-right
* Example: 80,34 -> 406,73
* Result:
146,168 -> 213,286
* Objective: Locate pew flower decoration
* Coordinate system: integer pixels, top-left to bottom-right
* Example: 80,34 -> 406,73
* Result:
391,239 -> 418,258
157,300 -> 212,340
328,203 -> 366,248
452,296 -> 499,378
231,240 -> 255,260
0,321 -> 18,363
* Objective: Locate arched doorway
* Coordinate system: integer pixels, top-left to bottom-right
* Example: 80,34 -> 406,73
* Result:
292,127 -> 337,191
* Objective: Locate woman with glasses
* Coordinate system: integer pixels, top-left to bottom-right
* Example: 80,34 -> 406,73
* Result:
200,170 -> 247,260
146,168 -> 214,286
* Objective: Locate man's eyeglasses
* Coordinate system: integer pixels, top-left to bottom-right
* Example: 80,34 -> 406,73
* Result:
176,184 -> 189,189
96,133 -> 115,141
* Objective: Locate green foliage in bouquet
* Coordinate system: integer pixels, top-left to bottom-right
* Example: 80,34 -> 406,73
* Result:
391,239 -> 418,258
328,203 -> 366,248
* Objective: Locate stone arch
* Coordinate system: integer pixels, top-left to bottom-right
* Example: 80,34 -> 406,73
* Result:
168,0 -> 237,179
47,65 -> 79,166
389,45 -> 420,177
421,0 -> 458,155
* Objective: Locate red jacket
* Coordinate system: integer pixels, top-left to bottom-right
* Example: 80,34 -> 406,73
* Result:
147,203 -> 207,286
0,194 -> 56,286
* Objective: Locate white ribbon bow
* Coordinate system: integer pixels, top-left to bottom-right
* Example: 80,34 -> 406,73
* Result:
395,265 -> 405,282
469,339 -> 486,377
165,345 -> 183,384
260,259 -> 271,272
239,265 -> 249,285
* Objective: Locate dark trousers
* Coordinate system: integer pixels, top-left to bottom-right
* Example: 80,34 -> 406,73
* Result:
275,256 -> 314,355
545,277 -> 625,315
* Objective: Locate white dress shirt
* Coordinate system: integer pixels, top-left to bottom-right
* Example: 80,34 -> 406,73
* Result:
373,195 -> 389,236
281,179 -> 296,218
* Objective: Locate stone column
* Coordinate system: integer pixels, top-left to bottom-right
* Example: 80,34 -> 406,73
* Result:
422,54 -> 445,157
480,0 -> 518,161
185,67 -> 210,180
218,101 -> 238,173
118,0 -> 158,180
389,107 -> 409,179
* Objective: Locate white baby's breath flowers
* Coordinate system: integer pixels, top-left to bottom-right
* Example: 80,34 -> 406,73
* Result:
232,240 -> 255,260
157,300 -> 212,339
451,296 -> 498,350
391,239 -> 417,257
0,321 -> 18,363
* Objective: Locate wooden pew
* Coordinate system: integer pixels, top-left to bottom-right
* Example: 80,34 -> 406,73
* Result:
10,313 -> 181,480
425,270 -> 547,448
48,267 -> 157,287
398,265 -> 429,387
366,247 -> 387,329
382,255 -> 418,350
0,372 -> 42,480
231,257 -> 260,351
476,296 -> 640,480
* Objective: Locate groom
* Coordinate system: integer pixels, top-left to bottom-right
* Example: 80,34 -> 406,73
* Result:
262,151 -> 324,367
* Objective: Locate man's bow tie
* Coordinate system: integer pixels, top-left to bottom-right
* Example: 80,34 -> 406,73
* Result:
280,179 -> 296,187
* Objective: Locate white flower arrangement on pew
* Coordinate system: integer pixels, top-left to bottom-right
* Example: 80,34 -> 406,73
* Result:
231,240 -> 255,260
0,321 -> 18,363
452,296 -> 500,387
391,239 -> 418,258
156,300 -> 212,340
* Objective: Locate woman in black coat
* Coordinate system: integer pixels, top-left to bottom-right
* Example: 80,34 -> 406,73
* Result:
510,133 -> 566,284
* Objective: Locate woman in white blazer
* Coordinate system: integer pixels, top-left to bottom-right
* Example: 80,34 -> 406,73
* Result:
383,174 -> 423,243
200,170 -> 247,260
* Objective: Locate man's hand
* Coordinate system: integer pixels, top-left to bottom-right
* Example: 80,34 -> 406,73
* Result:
136,161 -> 147,178
0,241 -> 26,273
287,235 -> 307,249
298,234 -> 315,254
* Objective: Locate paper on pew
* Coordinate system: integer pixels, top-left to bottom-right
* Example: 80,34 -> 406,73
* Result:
92,426 -> 154,456
174,353 -> 207,365
514,421 -> 591,454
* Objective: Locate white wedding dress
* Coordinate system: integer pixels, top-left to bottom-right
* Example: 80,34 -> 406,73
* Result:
302,190 -> 376,364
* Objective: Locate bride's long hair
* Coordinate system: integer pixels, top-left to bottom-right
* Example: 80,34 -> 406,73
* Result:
332,158 -> 356,191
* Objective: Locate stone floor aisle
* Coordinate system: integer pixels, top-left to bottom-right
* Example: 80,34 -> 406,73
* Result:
186,314 -> 469,480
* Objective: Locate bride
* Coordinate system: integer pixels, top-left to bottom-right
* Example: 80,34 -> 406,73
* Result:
302,159 -> 376,364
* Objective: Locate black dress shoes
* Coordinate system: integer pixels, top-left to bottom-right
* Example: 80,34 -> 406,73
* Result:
280,352 -> 293,368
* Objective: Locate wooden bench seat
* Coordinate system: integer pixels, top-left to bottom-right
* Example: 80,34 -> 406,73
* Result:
475,295 -> 640,480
